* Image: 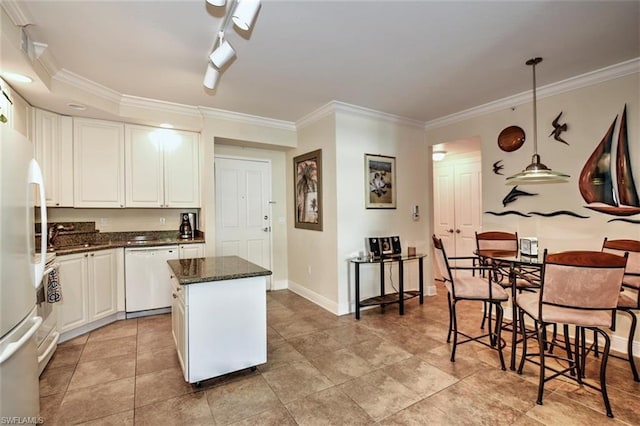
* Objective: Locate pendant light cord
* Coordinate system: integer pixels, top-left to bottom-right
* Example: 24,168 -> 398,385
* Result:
532,60 -> 538,157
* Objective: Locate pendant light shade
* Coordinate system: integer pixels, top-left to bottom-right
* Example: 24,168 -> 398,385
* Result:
232,0 -> 261,31
506,57 -> 570,185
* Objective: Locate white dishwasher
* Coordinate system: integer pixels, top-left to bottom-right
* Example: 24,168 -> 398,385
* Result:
125,246 -> 179,316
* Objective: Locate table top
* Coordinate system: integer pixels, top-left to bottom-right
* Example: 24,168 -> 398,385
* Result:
475,250 -> 542,266
349,253 -> 427,264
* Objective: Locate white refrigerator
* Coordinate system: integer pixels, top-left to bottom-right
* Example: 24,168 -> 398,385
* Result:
0,126 -> 47,417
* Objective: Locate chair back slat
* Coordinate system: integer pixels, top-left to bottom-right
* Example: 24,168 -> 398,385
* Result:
602,238 -> 640,290
476,231 -> 518,251
542,251 -> 627,312
432,235 -> 453,284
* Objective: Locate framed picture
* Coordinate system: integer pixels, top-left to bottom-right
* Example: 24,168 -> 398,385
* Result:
365,154 -> 396,209
294,149 -> 322,231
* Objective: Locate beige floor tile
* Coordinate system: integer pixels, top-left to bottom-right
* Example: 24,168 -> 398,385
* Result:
58,333 -> 89,347
338,369 -> 420,421
270,317 -> 322,339
262,360 -> 333,404
80,334 -> 137,362
257,341 -> 305,373
288,330 -> 344,359
229,406 -> 297,426
382,356 -> 459,398
524,392 -> 626,425
136,344 -> 181,376
39,392 -> 64,426
134,366 -> 194,408
76,409 -> 134,425
136,313 -> 171,333
56,377 -> 135,424
87,319 -> 138,342
68,354 -> 136,390
348,336 -> 412,368
286,386 -> 372,425
308,347 -> 374,385
320,323 -> 379,346
206,375 -> 282,425
46,343 -> 83,370
134,392 -> 214,425
377,398 -> 454,425
39,366 -> 74,397
266,326 -> 286,347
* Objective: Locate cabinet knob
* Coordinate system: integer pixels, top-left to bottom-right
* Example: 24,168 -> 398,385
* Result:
55,203 -> 60,206
447,229 -> 454,233
90,253 -> 94,256
84,254 -> 88,257
172,293 -> 177,299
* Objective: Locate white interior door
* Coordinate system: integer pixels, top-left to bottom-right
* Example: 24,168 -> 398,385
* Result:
215,157 -> 272,288
433,158 -> 482,272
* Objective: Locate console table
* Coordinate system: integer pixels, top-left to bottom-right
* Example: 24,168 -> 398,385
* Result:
349,254 -> 426,319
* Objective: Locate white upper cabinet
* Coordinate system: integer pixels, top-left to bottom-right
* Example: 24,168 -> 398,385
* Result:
74,118 -> 125,208
125,124 -> 200,208
33,109 -> 73,207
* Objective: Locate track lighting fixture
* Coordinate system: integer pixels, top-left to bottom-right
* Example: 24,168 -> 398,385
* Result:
202,0 -> 261,90
209,37 -> 236,68
232,0 -> 261,31
203,63 -> 220,90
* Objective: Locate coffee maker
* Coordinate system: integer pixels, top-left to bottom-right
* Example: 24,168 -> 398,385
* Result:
179,212 -> 197,239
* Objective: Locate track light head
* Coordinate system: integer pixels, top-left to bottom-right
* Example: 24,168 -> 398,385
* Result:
203,63 -> 220,89
206,0 -> 226,6
232,0 -> 261,31
209,39 -> 236,68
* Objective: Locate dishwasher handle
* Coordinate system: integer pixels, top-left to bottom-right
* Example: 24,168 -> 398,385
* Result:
125,246 -> 179,254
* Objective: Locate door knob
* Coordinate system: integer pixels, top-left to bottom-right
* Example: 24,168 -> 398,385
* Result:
263,227 -> 270,232
455,229 -> 461,234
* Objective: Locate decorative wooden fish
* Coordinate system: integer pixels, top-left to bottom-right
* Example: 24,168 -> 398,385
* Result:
502,186 -> 537,207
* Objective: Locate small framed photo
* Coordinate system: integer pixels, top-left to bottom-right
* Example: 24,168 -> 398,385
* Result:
365,154 -> 396,209
294,149 -> 322,231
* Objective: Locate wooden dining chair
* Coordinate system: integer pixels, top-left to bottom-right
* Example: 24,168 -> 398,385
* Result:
601,238 -> 640,382
432,235 -> 509,370
516,250 -> 628,418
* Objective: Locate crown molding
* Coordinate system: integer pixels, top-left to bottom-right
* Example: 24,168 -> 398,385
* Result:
297,100 -> 424,130
199,106 -> 296,131
54,68 -> 122,104
1,1 -> 30,26
122,95 -> 201,117
425,57 -> 640,131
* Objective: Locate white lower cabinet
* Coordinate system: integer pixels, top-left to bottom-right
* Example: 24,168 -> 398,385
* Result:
178,243 -> 204,259
57,249 -> 123,333
171,275 -> 267,384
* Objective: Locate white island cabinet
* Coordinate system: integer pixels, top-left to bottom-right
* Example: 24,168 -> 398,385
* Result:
167,256 -> 271,385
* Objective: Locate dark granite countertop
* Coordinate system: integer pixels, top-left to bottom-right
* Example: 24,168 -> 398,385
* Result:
167,256 -> 272,285
53,233 -> 205,255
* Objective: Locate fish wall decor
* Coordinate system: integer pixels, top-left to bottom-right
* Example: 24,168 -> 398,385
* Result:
492,160 -> 504,175
549,111 -> 568,145
502,186 -> 537,207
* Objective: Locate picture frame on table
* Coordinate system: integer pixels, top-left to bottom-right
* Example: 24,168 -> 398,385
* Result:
365,154 -> 396,209
294,149 -> 323,231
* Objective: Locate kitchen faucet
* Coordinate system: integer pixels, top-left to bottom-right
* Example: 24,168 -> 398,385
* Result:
47,223 -> 74,249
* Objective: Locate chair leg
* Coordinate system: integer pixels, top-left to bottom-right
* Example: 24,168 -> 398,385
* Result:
480,301 -> 487,330
563,324 -> 577,377
517,308 -> 528,374
450,300 -> 459,362
446,293 -> 453,343
494,303 -> 506,371
623,309 -> 640,382
593,327 -> 614,418
536,323 -> 547,406
580,327 -> 588,379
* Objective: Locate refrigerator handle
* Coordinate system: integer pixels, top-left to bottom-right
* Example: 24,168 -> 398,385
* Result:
0,316 -> 43,365
29,158 -> 47,288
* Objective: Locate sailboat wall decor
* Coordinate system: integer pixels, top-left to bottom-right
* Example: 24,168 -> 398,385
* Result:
579,105 -> 640,216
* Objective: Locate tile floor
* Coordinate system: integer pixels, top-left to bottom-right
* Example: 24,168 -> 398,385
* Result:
39,283 -> 640,425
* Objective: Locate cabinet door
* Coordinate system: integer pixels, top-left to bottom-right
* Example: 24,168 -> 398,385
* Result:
171,278 -> 188,380
74,118 -> 125,207
125,124 -> 164,207
56,253 -> 89,332
88,249 -> 118,321
164,130 -> 200,208
34,109 -> 73,207
179,244 -> 204,259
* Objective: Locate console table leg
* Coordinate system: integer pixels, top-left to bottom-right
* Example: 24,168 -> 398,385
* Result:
399,260 -> 405,315
355,263 -> 361,320
419,257 -> 424,304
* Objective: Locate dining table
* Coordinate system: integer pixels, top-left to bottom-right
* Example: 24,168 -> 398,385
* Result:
475,249 -> 543,370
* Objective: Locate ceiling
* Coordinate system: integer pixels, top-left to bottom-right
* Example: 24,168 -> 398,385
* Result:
1,1 -> 639,127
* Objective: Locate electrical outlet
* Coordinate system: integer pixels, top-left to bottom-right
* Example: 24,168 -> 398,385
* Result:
100,218 -> 108,227
160,217 -> 166,225
307,265 -> 312,275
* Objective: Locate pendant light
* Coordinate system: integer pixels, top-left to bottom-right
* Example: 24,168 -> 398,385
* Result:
506,57 -> 570,184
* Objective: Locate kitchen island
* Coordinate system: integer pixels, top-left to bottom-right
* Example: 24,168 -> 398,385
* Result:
167,256 -> 271,385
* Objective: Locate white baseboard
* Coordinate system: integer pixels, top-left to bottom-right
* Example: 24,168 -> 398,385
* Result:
286,280 -> 341,315
59,312 -> 125,343
269,279 -> 288,291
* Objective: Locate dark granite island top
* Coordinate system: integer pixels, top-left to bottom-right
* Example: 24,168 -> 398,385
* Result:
167,255 -> 272,285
